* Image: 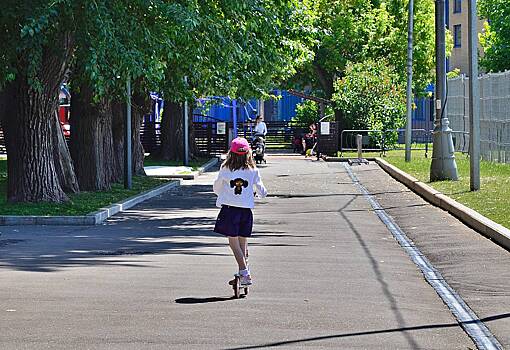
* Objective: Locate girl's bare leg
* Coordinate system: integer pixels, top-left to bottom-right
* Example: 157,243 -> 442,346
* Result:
228,237 -> 247,271
239,236 -> 248,266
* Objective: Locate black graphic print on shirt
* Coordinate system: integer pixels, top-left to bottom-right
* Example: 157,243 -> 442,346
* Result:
230,178 -> 249,195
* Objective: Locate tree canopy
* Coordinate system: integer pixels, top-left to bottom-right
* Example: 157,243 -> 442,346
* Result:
288,0 -> 436,98
479,0 -> 510,72
0,0 -> 317,203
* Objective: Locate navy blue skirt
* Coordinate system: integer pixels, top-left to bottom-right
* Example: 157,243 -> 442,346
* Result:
214,205 -> 253,237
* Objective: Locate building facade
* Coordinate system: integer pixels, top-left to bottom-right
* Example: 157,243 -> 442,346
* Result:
447,0 -> 485,75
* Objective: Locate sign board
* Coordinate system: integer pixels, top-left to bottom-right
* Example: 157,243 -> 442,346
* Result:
320,122 -> 330,135
217,122 -> 226,135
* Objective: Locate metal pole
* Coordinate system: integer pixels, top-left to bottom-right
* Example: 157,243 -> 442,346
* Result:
357,134 -> 363,159
430,0 -> 459,181
468,0 -> 480,190
317,103 -> 325,161
183,77 -> 189,166
259,98 -> 264,119
124,77 -> 132,189
405,0 -> 414,162
232,99 -> 238,139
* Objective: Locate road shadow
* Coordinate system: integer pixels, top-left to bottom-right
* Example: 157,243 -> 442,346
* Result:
0,181 -> 306,273
0,185 -> 211,272
175,296 -> 239,304
223,312 -> 510,349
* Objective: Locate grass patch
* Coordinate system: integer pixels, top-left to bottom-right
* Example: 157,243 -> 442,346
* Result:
343,149 -> 510,229
143,156 -> 212,170
0,160 -> 169,216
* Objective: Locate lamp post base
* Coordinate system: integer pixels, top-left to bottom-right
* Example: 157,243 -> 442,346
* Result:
430,118 -> 459,181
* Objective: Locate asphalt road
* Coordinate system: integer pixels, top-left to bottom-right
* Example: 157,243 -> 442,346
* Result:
1,154 -> 504,349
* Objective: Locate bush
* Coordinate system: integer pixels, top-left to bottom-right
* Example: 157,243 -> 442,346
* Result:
332,59 -> 406,147
291,99 -> 334,127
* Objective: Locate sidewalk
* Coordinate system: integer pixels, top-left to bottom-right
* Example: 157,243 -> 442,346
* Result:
0,155 -> 507,348
349,161 -> 510,348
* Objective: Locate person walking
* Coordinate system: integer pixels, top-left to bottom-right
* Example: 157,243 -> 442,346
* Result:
213,137 -> 268,286
253,115 -> 267,137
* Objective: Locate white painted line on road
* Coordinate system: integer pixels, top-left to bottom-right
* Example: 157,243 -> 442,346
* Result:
343,163 -> 503,350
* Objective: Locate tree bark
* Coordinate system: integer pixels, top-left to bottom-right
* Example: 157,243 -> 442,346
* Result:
132,91 -> 149,175
158,101 -> 183,160
2,33 -> 74,203
187,103 -> 202,159
70,84 -> 116,191
111,102 -> 124,181
51,111 -> 79,193
112,94 -> 148,177
313,63 -> 334,100
313,62 -> 346,145
4,78 -> 68,202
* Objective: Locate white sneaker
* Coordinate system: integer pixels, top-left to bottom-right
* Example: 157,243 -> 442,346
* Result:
240,274 -> 252,286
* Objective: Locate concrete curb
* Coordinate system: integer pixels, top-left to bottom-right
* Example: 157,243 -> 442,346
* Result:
0,181 -> 180,226
145,157 -> 219,180
197,157 -> 220,175
324,157 -> 377,162
375,157 -> 510,251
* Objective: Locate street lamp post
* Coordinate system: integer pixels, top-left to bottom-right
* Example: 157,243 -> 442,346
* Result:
430,0 -> 459,181
232,99 -> 238,139
468,0 -> 480,191
405,0 -> 414,162
183,76 -> 189,167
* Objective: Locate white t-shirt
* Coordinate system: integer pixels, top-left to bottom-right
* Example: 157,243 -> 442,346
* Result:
213,166 -> 267,208
254,121 -> 267,135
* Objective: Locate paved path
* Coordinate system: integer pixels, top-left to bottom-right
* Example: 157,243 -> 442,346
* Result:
0,154 -> 507,349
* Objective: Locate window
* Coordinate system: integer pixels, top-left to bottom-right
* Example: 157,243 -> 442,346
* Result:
454,24 -> 462,48
454,0 -> 462,13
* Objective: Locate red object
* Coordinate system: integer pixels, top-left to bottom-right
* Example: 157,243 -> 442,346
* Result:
58,105 -> 70,137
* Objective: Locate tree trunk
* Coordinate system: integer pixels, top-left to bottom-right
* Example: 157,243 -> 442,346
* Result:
2,33 -> 74,203
132,91 -> 149,175
0,82 -> 15,127
4,78 -> 68,202
187,103 -> 202,159
70,84 -> 116,191
51,111 -> 79,193
313,62 -> 346,146
112,96 -> 148,177
111,102 -> 124,181
158,101 -> 183,160
314,63 -> 334,100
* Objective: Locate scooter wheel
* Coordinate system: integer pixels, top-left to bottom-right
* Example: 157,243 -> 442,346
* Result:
233,277 -> 240,299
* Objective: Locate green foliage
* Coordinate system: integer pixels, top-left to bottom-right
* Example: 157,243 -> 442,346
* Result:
479,0 -> 510,72
447,68 -> 461,79
384,0 -> 437,95
291,99 -> 334,126
158,0 -> 316,102
0,1 -> 72,89
0,0 -> 315,101
332,59 -> 406,145
290,0 -> 436,97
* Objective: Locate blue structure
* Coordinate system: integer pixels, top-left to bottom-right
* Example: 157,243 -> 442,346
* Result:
194,90 -> 303,122
275,90 -> 302,121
